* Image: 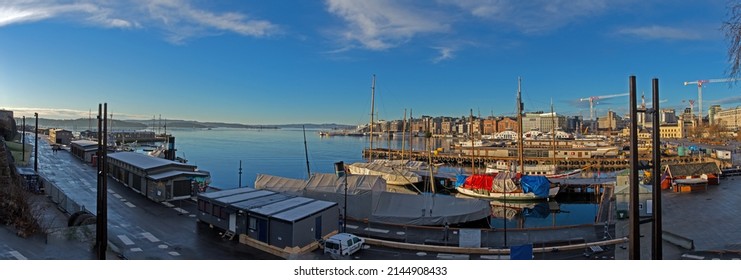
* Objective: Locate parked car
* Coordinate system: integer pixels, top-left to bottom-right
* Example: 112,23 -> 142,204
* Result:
323,233 -> 364,256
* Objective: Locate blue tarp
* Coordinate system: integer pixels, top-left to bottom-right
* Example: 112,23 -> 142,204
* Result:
520,175 -> 550,198
455,174 -> 468,188
510,244 -> 533,260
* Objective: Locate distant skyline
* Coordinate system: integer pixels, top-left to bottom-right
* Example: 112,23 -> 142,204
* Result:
2,0 -> 741,125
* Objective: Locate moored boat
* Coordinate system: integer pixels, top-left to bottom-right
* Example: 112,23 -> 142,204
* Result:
455,172 -> 558,201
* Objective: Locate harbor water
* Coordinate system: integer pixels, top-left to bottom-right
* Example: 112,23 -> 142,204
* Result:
149,127 -> 598,227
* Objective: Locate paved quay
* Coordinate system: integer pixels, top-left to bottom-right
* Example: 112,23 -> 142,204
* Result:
614,175 -> 741,260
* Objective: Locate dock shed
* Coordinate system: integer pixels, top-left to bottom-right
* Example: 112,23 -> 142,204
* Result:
49,129 -> 73,145
70,140 -> 98,163
196,188 -> 338,249
107,152 -> 209,202
661,162 -> 721,189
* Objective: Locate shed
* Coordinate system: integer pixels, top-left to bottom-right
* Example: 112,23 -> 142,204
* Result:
614,184 -> 654,218
49,129 -> 73,145
70,140 -> 99,163
195,188 -> 338,249
107,152 -> 210,202
662,162 -> 721,189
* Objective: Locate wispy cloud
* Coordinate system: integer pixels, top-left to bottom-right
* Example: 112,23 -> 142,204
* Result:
441,0 -> 611,33
4,107 -> 149,120
705,96 -> 741,105
0,0 -> 280,43
616,25 -> 703,41
324,0 -> 450,51
432,47 -> 455,63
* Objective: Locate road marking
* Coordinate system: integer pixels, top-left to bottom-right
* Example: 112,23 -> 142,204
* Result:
8,251 -> 27,260
125,202 -> 136,208
107,189 -> 115,194
682,254 -> 705,260
117,235 -> 135,246
396,231 -> 406,235
188,214 -> 196,218
130,248 -> 142,252
158,245 -> 169,249
174,208 -> 188,214
169,251 -> 180,256
364,227 -> 389,234
481,255 -> 510,260
345,224 -> 359,229
141,232 -> 160,243
437,253 -> 469,260
162,202 -> 175,208
113,194 -> 122,199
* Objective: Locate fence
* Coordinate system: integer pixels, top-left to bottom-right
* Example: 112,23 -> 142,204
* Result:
42,176 -> 86,215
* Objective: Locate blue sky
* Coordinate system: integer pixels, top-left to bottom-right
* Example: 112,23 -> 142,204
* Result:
1,0 -> 740,125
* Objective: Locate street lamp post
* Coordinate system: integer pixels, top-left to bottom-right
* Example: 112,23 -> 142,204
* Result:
334,161 -> 347,233
34,113 -> 38,173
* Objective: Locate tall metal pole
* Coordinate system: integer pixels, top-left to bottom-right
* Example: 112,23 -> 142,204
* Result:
34,113 -> 38,173
652,78 -> 663,259
335,161 -> 347,233
369,75 -> 376,162
517,77 -> 524,174
698,85 -> 703,127
22,116 -> 25,164
238,160 -> 243,188
302,125 -> 311,179
629,76 -> 640,260
95,103 -> 109,260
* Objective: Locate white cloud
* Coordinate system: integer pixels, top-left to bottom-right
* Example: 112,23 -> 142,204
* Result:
0,0 -> 279,43
616,25 -> 703,41
440,0 -> 610,33
325,0 -> 450,50
432,47 -> 455,63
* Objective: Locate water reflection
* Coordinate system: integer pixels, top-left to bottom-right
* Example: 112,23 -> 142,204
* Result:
487,198 -> 599,229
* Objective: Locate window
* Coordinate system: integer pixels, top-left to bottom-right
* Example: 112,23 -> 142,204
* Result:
204,202 -> 211,214
213,205 -> 221,218
249,217 -> 257,231
346,239 -> 353,247
220,208 -> 229,219
198,200 -> 206,212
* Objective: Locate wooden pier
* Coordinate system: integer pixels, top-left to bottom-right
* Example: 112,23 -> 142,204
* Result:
363,148 -> 715,172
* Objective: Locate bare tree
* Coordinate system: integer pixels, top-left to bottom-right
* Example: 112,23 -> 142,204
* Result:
724,2 -> 741,79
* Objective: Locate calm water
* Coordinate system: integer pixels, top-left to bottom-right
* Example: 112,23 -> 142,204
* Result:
153,127 -> 598,227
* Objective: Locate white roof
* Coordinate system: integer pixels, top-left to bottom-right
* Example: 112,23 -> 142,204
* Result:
108,152 -> 193,170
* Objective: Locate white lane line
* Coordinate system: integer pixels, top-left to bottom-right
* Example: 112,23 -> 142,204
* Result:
174,208 -> 188,214
117,235 -> 135,246
158,245 -> 169,249
169,251 -> 180,256
9,251 -> 27,260
437,253 -> 469,260
682,254 -> 705,260
141,232 -> 160,243
130,248 -> 143,252
113,194 -> 122,199
125,202 -> 136,208
345,224 -> 359,229
364,227 -> 389,234
107,189 -> 115,194
162,202 -> 175,208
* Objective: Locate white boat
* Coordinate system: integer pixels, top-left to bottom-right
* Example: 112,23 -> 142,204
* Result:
459,139 -> 493,148
455,172 -> 559,201
484,160 -> 583,178
347,161 -> 422,186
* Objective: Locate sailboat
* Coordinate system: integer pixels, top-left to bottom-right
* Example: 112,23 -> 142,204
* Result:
456,78 -> 558,201
347,75 -> 422,186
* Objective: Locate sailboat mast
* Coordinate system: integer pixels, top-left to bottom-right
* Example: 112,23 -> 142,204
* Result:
551,99 -> 557,172
517,77 -> 524,174
302,125 -> 311,178
401,109 -> 407,161
369,74 -> 376,162
470,109 -> 475,174
409,109 -> 413,156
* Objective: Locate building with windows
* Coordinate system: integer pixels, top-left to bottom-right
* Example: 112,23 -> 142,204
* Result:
196,187 -> 338,249
107,152 -> 210,202
49,129 -> 73,145
714,106 -> 741,132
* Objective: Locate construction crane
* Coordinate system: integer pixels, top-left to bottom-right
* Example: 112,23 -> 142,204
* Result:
683,78 -> 737,126
579,92 -> 629,121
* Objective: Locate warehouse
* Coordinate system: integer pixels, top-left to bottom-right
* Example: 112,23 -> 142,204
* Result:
49,129 -> 73,145
107,152 -> 210,202
70,140 -> 98,163
196,188 -> 338,249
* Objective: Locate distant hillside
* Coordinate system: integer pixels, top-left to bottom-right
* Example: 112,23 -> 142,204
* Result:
17,118 -> 147,130
16,117 -> 353,131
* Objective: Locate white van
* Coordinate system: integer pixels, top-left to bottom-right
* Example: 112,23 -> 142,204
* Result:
323,233 -> 364,256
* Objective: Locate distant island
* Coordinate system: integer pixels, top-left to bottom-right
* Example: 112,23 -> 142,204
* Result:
14,117 -> 355,131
